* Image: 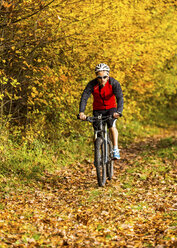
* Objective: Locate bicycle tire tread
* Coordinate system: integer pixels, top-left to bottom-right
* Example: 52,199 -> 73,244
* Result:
94,137 -> 106,187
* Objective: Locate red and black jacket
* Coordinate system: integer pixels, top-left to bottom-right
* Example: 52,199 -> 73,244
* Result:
79,77 -> 124,114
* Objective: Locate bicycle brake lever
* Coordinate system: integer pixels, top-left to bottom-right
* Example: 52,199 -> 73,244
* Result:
86,116 -> 91,121
86,117 -> 94,123
77,114 -> 80,119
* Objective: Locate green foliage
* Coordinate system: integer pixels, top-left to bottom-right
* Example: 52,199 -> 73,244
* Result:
0,138 -> 52,180
0,125 -> 94,182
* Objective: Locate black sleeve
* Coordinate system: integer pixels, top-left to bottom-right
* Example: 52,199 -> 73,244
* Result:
111,78 -> 124,114
79,81 -> 94,112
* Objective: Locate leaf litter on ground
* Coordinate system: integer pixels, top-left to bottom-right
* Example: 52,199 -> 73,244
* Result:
0,132 -> 176,247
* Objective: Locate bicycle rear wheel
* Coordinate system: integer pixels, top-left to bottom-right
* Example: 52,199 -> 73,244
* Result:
107,138 -> 114,180
94,137 -> 106,187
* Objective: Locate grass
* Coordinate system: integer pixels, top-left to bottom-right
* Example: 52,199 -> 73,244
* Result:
88,189 -> 103,202
0,132 -> 94,189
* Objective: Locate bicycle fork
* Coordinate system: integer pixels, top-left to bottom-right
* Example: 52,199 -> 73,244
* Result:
94,124 -> 108,166
104,123 -> 108,164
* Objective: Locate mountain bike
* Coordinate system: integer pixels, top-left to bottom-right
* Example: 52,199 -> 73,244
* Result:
78,115 -> 114,187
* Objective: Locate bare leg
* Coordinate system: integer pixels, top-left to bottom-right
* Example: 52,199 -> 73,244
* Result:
109,127 -> 118,147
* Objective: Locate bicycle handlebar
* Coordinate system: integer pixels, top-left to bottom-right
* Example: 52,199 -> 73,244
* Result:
77,114 -> 114,123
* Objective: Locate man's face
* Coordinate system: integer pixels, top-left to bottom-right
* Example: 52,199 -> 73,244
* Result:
96,71 -> 109,86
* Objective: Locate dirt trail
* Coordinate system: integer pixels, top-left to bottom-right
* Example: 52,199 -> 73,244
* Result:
0,133 -> 176,247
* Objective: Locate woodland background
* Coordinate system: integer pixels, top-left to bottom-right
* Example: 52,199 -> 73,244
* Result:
0,0 -> 177,247
0,0 -> 177,180
0,0 -> 176,140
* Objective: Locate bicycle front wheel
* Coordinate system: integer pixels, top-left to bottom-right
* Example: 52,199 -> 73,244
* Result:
94,137 -> 106,187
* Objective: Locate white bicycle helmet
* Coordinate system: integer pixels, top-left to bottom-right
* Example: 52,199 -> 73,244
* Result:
95,63 -> 110,73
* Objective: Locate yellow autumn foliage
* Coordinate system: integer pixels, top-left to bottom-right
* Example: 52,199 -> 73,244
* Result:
0,0 -> 176,138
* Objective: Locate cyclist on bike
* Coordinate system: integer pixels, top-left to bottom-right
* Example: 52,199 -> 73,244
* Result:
79,63 -> 124,160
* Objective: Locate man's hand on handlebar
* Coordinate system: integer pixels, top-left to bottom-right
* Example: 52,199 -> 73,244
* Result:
113,112 -> 120,119
79,112 -> 87,120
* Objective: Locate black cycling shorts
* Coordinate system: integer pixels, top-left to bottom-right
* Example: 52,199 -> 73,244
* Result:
93,108 -> 117,130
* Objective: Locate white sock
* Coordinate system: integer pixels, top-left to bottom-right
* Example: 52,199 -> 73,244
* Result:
113,146 -> 118,150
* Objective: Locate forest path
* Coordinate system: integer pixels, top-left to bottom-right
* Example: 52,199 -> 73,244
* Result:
0,130 -> 176,247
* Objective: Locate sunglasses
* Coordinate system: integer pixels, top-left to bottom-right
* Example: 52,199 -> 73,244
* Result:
97,76 -> 108,80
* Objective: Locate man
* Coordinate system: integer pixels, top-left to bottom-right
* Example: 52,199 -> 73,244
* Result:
79,63 -> 123,159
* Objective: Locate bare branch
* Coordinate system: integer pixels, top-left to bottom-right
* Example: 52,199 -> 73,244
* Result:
0,0 -> 56,28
